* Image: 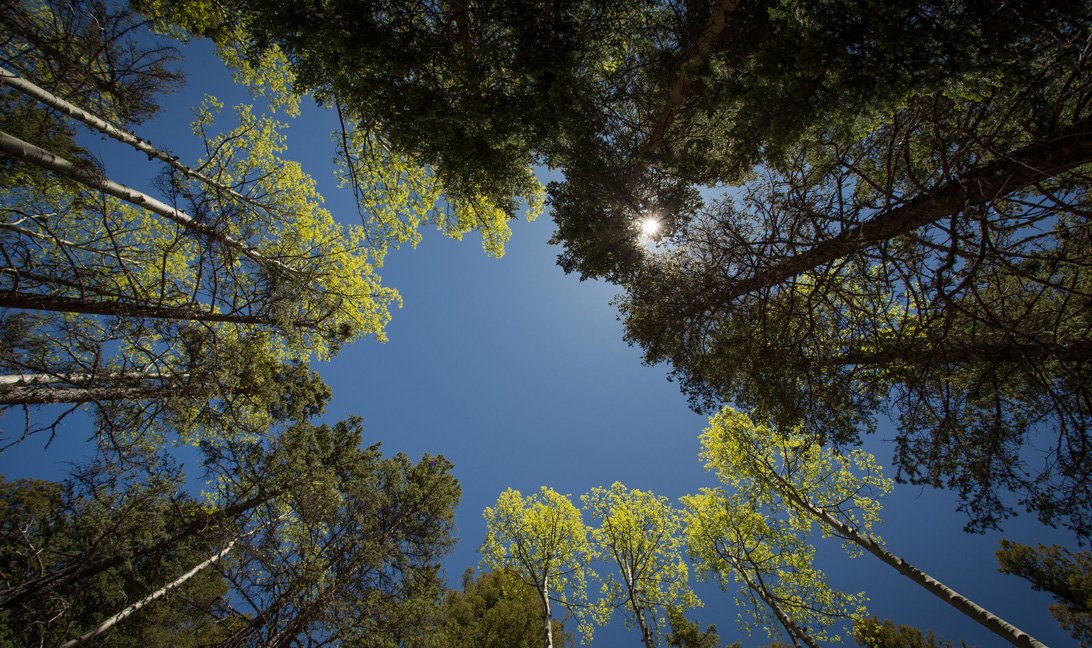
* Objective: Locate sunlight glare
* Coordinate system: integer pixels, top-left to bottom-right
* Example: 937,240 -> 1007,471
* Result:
640,217 -> 661,237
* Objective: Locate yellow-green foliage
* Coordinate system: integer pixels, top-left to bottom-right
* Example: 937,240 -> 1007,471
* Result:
701,406 -> 892,550
682,488 -> 867,644
336,125 -> 544,262
481,487 -> 598,644
192,98 -> 400,358
139,0 -> 300,115
582,482 -> 699,636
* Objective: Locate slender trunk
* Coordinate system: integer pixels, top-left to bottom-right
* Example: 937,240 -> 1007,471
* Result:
0,372 -> 174,387
0,383 -> 177,405
786,489 -> 1047,647
0,130 -> 299,277
704,115 -> 1092,310
0,66 -> 262,210
541,574 -> 554,648
624,564 -> 655,648
0,290 -> 279,326
57,538 -> 238,648
730,556 -> 819,648
0,488 -> 277,610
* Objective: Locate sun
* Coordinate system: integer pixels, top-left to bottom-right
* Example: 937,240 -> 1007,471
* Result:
639,216 -> 661,237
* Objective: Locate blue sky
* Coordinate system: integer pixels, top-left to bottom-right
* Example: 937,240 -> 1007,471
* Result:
0,37 -> 1082,647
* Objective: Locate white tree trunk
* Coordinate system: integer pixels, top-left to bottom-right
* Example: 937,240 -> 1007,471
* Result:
57,539 -> 236,648
0,66 -> 260,209
623,563 -> 656,648
0,130 -> 299,277
0,372 -> 173,386
541,574 -> 554,648
790,491 -> 1048,648
729,555 -> 820,648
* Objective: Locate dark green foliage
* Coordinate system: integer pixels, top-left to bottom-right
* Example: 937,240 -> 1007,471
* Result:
140,0 -> 1077,225
0,418 -> 462,645
0,475 -> 231,647
606,6 -> 1092,535
996,540 -> 1092,646
664,606 -> 737,648
216,418 -> 462,646
853,617 -> 970,647
423,567 -> 569,648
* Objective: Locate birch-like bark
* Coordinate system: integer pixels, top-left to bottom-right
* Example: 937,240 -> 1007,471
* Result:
0,383 -> 177,405
57,539 -> 238,648
0,66 -> 262,210
0,488 -> 277,610
0,130 -> 300,277
0,372 -> 174,387
780,484 -> 1048,648
729,555 -> 819,648
700,115 -> 1092,310
0,221 -> 144,265
623,564 -> 655,648
541,574 -> 554,648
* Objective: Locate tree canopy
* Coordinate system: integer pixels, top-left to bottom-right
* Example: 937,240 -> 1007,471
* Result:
3,0 -> 1090,644
481,487 -> 599,648
424,567 -> 571,648
583,482 -> 700,648
996,540 -> 1092,647
126,0 -> 1092,542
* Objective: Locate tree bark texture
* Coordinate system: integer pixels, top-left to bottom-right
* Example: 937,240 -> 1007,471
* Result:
705,116 -> 1092,310
0,129 -> 299,277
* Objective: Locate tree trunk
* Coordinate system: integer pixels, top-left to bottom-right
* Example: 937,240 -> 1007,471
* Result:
0,372 -> 175,387
57,537 -> 237,648
730,556 -> 819,648
0,290 -> 281,326
637,0 -> 740,164
624,564 -> 656,648
0,65 -> 262,210
0,488 -> 277,610
541,574 -> 554,648
0,383 -> 176,405
0,129 -> 299,277
828,339 -> 1092,368
784,487 -> 1047,648
704,115 -> 1092,309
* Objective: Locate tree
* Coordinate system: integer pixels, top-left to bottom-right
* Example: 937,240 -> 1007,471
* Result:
701,406 -> 1047,648
0,475 -> 234,647
0,0 -> 181,126
481,487 -> 599,648
996,540 -> 1092,646
664,606 -> 738,648
424,567 -> 570,648
1,7 -> 387,451
585,4 -> 1092,536
616,91 -> 1092,534
582,482 -> 700,648
1,0 -> 544,457
1,415 -> 461,646
853,617 -> 970,648
206,418 -> 461,647
682,488 -> 864,648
